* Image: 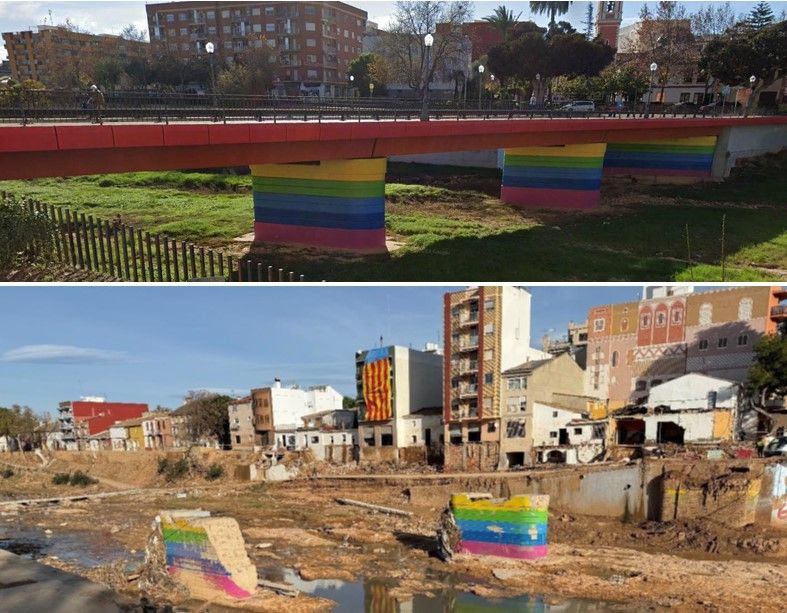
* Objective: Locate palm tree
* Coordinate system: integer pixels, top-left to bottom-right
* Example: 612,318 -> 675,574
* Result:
530,1 -> 573,30
483,5 -> 523,40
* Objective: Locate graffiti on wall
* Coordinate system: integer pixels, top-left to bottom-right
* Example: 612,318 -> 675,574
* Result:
449,493 -> 549,559
363,346 -> 392,421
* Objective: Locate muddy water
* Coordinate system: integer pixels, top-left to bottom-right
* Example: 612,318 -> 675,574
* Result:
0,525 -> 140,568
262,567 -> 620,613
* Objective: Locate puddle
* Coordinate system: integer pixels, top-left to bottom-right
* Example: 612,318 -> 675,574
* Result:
0,526 -> 140,568
262,567 -> 621,612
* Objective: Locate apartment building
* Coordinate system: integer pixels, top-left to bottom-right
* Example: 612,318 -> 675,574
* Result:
443,286 -> 551,471
1,25 -> 148,84
141,411 -> 174,450
58,398 -> 149,450
586,286 -> 784,409
250,380 -> 344,446
356,344 -> 443,464
228,396 -> 255,449
145,1 -> 367,96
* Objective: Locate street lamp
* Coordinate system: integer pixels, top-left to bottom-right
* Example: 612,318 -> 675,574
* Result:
478,64 -> 485,112
349,74 -> 354,98
205,42 -> 216,107
747,74 -> 757,116
645,61 -> 657,117
535,73 -> 541,108
420,33 -> 434,122
489,74 -> 495,111
369,82 -> 375,98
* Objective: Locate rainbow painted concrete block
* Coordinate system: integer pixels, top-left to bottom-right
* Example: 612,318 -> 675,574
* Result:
604,136 -> 717,179
450,493 -> 549,559
160,510 -> 257,601
251,158 -> 387,252
501,144 -> 607,209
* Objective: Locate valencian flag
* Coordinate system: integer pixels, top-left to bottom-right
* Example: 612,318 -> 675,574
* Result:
363,347 -> 392,421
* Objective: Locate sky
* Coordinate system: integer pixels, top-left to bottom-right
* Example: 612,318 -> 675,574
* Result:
1,1 -> 783,62
0,284 -> 674,415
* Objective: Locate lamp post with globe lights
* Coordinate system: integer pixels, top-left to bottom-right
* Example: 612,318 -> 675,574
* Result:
205,42 -> 216,107
645,62 -> 657,117
420,33 -> 434,121
477,64 -> 485,111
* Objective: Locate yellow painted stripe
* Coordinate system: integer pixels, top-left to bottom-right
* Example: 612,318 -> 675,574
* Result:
505,143 -> 607,158
451,494 -> 549,511
624,136 -> 717,147
251,158 -> 386,181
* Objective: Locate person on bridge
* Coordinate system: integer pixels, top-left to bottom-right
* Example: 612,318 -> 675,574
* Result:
88,84 -> 105,124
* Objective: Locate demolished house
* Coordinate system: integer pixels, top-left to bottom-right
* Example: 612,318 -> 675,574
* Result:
613,373 -> 739,446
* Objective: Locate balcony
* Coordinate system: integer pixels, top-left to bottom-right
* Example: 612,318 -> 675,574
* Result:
457,360 -> 478,374
458,385 -> 478,399
771,304 -> 787,321
458,312 -> 479,327
457,337 -> 479,352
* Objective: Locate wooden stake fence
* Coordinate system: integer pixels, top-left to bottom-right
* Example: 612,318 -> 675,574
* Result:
1,191 -> 305,282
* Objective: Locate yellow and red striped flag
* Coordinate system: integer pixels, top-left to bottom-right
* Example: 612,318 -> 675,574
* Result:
363,347 -> 391,421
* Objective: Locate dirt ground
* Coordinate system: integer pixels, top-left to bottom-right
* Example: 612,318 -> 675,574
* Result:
1,454 -> 786,613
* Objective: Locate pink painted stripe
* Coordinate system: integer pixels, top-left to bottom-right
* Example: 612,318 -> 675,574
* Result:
604,167 -> 710,177
206,573 -> 254,599
500,186 -> 600,209
457,541 -> 548,559
255,222 -> 386,252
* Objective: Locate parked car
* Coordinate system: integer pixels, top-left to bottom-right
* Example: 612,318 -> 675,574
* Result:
561,100 -> 595,112
672,101 -> 700,113
764,436 -> 787,457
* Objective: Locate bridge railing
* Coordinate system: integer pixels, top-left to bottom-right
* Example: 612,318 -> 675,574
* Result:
0,191 -> 305,283
0,90 -> 775,124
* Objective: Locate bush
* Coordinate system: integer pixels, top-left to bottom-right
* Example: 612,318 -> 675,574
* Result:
205,464 -> 224,481
0,197 -> 53,275
69,470 -> 98,486
52,473 -> 71,485
157,456 -> 190,482
1,466 -> 14,479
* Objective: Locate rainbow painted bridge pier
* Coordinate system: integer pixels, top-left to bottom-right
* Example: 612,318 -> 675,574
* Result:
450,493 -> 550,559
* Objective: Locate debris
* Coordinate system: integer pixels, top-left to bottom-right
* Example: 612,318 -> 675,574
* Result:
335,498 -> 413,517
257,578 -> 299,597
492,568 -> 526,581
254,542 -> 273,549
0,489 -> 143,509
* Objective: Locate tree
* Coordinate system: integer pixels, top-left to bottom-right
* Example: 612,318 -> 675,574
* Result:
0,405 -> 39,451
179,391 -> 232,448
530,2 -> 573,30
598,64 -> 650,102
746,333 -> 787,409
700,21 -> 787,114
376,1 -> 473,95
690,2 -> 736,100
483,4 -> 522,40
215,42 -> 275,95
120,24 -> 147,42
349,53 -> 389,96
625,2 -> 699,103
746,1 -> 775,29
342,396 -> 356,409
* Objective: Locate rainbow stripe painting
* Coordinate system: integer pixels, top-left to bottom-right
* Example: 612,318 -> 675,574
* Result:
251,158 -> 386,252
160,511 -> 257,601
450,493 -> 549,559
501,144 -> 607,209
604,136 -> 717,179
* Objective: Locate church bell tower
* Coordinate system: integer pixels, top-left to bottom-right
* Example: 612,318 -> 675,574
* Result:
596,1 -> 623,48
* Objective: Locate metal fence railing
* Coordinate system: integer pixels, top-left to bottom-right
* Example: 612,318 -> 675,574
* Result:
0,90 -> 778,125
0,191 -> 305,282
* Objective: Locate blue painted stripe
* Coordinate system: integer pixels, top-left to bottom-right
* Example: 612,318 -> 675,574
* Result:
604,152 -> 713,166
253,192 -> 384,213
455,518 -> 548,535
502,176 -> 601,190
456,530 -> 548,546
255,206 -> 383,229
503,166 -> 603,181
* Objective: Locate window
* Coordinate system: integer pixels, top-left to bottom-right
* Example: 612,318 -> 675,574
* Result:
223,25 -> 231,34
552,411 -> 558,418
208,26 -> 216,35
311,436 -> 319,444
206,10 -> 215,19
166,14 -> 174,22
640,314 -> 651,329
620,318 -> 628,332
594,318 -> 605,332
363,432 -> 375,447
305,5 -> 316,15
482,373 -> 492,385
610,351 -> 618,367
305,22 -> 316,31
265,7 -> 274,15
266,23 -> 275,32
411,435 -> 417,444
484,323 -> 494,335
484,298 -> 495,311
221,10 -> 230,18
655,312 -> 666,327
635,380 -> 647,391
671,308 -> 683,324
699,303 -> 713,326
718,337 -> 728,348
307,54 -> 317,64
679,92 -> 691,102
738,334 -> 748,346
253,24 -> 262,32
380,432 -> 393,446
520,396 -> 527,411
488,422 -> 497,433
738,298 -> 753,321
508,378 -> 521,390
306,38 -> 317,47
467,426 -> 481,442
574,427 -> 583,435
235,435 -> 240,444
307,69 -> 318,79
549,431 -> 558,438
449,428 -> 462,445
699,339 -> 709,350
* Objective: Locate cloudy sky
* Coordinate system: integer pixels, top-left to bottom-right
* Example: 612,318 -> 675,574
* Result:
1,1 -> 778,62
0,285 -> 667,415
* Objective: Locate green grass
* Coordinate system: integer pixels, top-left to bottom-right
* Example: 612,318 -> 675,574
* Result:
1,156 -> 785,281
